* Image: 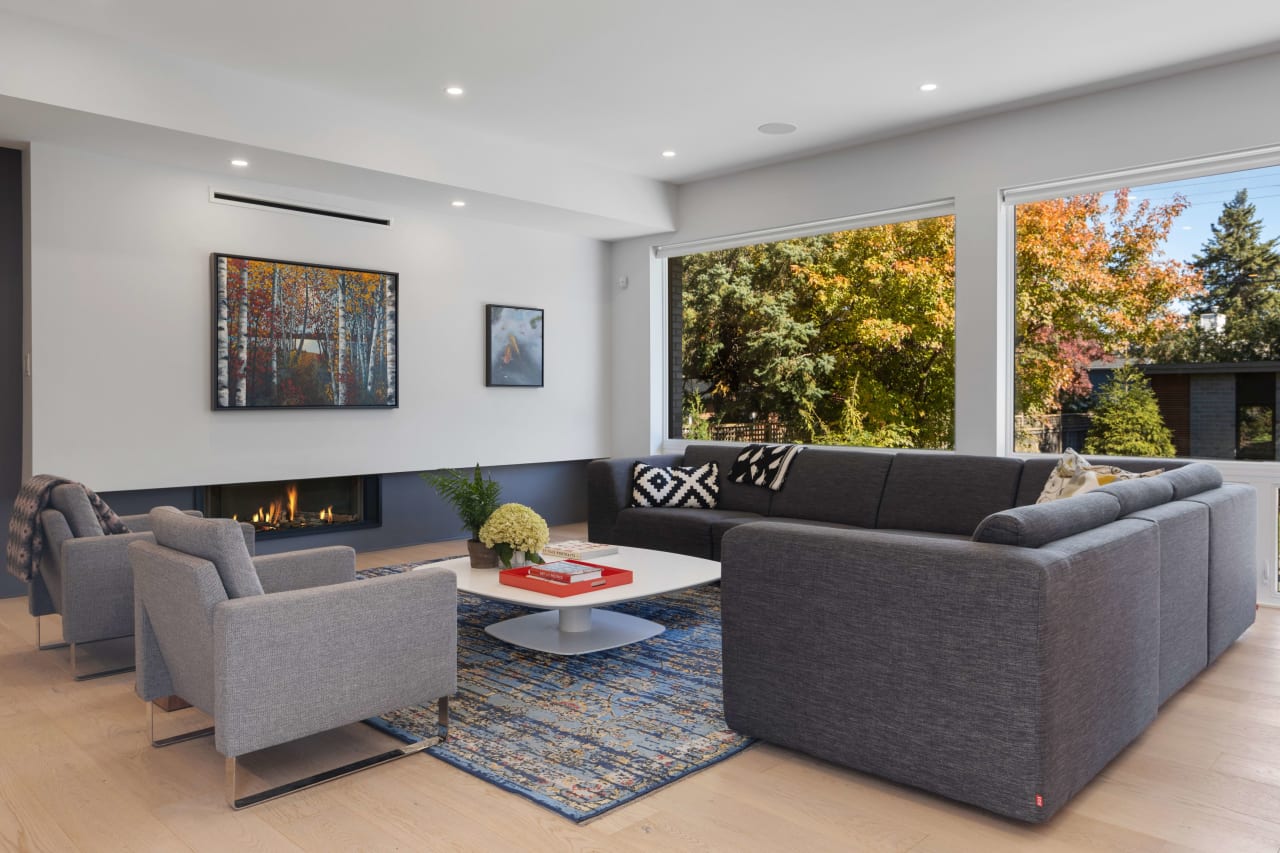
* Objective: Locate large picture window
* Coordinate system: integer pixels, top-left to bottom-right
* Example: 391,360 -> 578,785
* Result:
668,215 -> 955,449
1013,164 -> 1280,461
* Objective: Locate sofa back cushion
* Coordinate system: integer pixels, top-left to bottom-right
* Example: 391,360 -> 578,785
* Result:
50,484 -> 103,538
683,444 -> 772,514
767,447 -> 893,527
877,453 -> 1023,536
1159,462 -> 1223,500
973,491 -> 1122,548
1096,475 -> 1175,516
150,507 -> 264,598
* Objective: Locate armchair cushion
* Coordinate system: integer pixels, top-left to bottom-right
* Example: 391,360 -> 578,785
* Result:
253,547 -> 356,593
151,507 -> 263,598
50,484 -> 105,538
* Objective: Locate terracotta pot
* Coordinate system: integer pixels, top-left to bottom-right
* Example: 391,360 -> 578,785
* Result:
467,539 -> 500,568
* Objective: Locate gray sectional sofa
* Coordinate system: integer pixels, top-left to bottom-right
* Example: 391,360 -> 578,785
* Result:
586,444 -> 1257,822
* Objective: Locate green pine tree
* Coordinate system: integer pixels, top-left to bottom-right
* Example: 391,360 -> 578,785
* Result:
1191,188 -> 1280,314
1083,366 -> 1175,457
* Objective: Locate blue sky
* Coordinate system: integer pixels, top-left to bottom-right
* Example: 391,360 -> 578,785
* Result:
1125,164 -> 1280,265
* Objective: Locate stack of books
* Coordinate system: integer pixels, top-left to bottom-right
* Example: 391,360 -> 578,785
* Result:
527,560 -> 608,585
541,540 -> 618,560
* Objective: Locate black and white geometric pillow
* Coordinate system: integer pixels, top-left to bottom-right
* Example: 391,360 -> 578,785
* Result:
729,443 -> 804,491
630,461 -> 719,509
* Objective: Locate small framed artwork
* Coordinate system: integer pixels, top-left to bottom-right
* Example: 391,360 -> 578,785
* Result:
486,304 -> 544,387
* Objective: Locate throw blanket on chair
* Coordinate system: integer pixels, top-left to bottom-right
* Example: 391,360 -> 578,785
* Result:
729,444 -> 804,492
5,475 -> 129,582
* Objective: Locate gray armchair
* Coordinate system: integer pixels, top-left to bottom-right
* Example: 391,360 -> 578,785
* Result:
29,484 -> 255,680
129,507 -> 457,809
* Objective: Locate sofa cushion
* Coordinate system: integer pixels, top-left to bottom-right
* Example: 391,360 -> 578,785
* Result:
683,444 -> 772,514
50,484 -> 104,538
614,507 -> 761,560
1160,462 -> 1224,500
1036,449 -> 1167,503
631,461 -> 719,508
1095,475 -> 1175,516
150,507 -> 264,598
767,448 -> 894,528
877,453 -> 1023,536
1016,455 -> 1184,507
973,492 -> 1122,548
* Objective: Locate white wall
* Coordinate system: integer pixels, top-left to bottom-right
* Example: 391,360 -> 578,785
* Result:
30,143 -> 612,491
610,50 -> 1280,458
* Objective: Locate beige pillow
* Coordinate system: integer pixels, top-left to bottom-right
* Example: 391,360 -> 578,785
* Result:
1036,449 -> 1163,503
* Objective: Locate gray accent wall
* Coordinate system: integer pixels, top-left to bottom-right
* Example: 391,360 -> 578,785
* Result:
0,149 -> 24,598
97,460 -> 590,557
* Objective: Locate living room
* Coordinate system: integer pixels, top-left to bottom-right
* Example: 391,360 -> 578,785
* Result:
3,2 -> 1280,850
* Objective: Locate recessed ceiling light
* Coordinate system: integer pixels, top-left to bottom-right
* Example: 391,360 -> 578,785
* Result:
229,159 -> 249,167
919,83 -> 938,92
451,200 -> 466,207
444,86 -> 464,96
757,122 -> 797,135
661,150 -> 677,158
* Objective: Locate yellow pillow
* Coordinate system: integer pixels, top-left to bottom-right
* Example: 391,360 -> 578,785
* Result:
1036,449 -> 1163,503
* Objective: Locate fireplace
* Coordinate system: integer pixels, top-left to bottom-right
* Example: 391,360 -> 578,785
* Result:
202,475 -> 380,539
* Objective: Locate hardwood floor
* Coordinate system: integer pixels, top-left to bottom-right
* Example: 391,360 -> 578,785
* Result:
3,523 -> 1280,851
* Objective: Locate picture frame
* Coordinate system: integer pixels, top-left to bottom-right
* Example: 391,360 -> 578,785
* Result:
486,304 -> 544,387
212,253 -> 398,409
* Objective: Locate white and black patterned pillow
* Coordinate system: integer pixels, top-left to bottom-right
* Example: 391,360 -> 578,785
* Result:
729,443 -> 804,491
630,461 -> 719,509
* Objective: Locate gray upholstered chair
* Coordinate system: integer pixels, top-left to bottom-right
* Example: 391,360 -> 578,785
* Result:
29,484 -> 255,680
129,507 -> 457,809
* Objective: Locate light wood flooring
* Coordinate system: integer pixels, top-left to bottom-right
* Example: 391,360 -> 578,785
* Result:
3,522 -> 1280,852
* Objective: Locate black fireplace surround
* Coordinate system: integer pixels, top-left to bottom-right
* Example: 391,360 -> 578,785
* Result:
202,475 -> 381,540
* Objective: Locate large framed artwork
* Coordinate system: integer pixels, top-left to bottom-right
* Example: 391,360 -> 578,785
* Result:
213,253 -> 398,409
486,304 -> 544,387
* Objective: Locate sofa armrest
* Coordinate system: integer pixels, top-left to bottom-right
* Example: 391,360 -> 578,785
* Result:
213,568 -> 458,757
587,454 -> 684,543
252,546 -> 356,593
719,519 -> 1159,823
60,531 -> 158,643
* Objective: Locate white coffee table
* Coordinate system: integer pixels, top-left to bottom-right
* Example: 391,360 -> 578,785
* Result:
426,546 -> 721,655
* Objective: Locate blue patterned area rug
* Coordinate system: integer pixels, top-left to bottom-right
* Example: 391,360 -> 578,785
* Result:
358,562 -> 753,823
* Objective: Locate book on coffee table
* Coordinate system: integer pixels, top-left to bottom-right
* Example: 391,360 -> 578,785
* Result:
542,540 -> 618,560
528,561 -> 604,583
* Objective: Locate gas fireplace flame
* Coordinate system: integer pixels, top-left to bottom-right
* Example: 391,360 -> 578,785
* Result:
287,484 -> 297,522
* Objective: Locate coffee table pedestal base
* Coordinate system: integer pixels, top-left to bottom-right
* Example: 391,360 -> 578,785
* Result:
484,606 -> 664,655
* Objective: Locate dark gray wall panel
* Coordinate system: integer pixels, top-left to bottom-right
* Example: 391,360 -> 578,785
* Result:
0,149 -> 24,598
96,460 -> 589,557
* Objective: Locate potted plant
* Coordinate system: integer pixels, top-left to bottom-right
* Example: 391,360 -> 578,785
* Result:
421,464 -> 502,567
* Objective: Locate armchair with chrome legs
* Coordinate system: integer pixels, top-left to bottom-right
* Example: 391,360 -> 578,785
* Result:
129,507 -> 457,808
29,484 -> 255,680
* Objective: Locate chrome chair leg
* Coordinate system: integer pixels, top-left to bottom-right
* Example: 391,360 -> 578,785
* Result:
224,695 -> 451,810
148,701 -> 214,748
70,641 -> 136,682
36,615 -> 68,651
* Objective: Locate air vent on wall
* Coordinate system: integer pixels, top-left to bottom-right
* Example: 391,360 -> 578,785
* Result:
211,191 -> 392,227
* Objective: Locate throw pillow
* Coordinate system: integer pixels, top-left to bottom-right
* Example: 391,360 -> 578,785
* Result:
729,443 -> 804,491
1036,448 -> 1163,503
631,461 -> 720,509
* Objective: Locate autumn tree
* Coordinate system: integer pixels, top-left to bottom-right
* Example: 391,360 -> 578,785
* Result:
1015,190 -> 1201,416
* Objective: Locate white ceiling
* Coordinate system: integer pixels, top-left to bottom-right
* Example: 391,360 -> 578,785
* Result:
4,0 -> 1280,186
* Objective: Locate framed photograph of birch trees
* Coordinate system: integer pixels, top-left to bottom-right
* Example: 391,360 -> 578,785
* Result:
212,254 -> 398,409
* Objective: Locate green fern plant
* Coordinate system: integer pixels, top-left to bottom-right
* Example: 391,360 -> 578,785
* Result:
421,464 -> 502,540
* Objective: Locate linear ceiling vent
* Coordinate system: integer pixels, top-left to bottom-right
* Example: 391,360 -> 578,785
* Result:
211,191 -> 392,227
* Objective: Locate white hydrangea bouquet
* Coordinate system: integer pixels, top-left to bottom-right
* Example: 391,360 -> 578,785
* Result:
478,502 -> 550,568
